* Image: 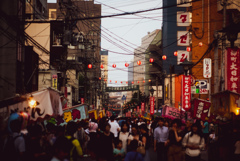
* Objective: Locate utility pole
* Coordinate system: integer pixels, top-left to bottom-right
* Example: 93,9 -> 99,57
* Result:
214,31 -> 219,93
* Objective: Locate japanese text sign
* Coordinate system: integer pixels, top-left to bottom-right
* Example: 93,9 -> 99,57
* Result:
177,0 -> 192,7
193,99 -> 211,120
150,96 -> 155,115
203,58 -> 212,78
177,12 -> 191,26
177,31 -> 190,46
177,50 -> 189,64
182,75 -> 191,111
225,48 -> 240,93
141,102 -> 145,113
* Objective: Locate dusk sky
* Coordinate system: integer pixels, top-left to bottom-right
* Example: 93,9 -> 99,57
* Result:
48,0 -> 162,84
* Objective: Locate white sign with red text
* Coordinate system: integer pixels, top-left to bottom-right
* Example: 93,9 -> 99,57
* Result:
177,31 -> 190,46
150,97 -> 155,115
182,75 -> 191,111
177,12 -> 191,26
203,58 -> 212,78
177,50 -> 189,64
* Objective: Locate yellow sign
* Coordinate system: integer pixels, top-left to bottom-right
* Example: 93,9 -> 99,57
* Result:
52,75 -> 58,89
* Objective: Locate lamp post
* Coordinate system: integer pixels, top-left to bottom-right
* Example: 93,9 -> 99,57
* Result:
179,59 -> 193,76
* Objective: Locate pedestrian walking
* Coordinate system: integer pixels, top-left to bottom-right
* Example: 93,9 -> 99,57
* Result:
118,121 -> 130,153
154,118 -> 169,161
124,140 -> 144,161
167,119 -> 184,161
127,124 -> 140,148
113,139 -> 125,161
109,116 -> 120,142
139,124 -> 150,161
182,122 -> 205,161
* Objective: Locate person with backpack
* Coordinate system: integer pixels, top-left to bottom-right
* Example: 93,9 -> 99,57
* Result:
182,122 -> 205,161
2,113 -> 26,161
65,121 -> 83,161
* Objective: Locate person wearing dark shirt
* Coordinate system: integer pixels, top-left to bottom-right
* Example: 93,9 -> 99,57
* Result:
97,123 -> 114,161
139,124 -> 150,161
167,119 -> 184,161
124,140 -> 144,161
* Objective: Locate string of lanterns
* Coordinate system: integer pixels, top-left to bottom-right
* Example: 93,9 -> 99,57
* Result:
97,79 -> 153,83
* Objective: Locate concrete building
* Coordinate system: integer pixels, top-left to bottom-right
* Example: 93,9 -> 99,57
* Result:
0,0 -> 39,100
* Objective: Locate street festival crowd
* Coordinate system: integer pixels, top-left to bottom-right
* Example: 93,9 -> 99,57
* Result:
1,113 -> 240,161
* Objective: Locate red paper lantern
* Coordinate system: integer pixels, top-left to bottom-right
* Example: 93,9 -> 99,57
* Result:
100,64 -> 104,69
137,81 -> 139,83
125,63 -> 129,67
199,42 -> 203,47
121,81 -> 123,84
137,61 -> 141,65
149,79 -> 151,82
174,51 -> 178,56
149,58 -> 154,63
110,80 -> 112,83
132,81 -> 134,84
143,80 -> 145,83
162,55 -> 167,60
99,77 -> 101,80
126,81 -> 128,84
187,47 -> 191,52
88,64 -> 92,69
112,64 -> 116,68
104,79 -> 107,82
115,81 -> 117,83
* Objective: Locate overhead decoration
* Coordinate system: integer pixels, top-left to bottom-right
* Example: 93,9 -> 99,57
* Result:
149,58 -> 154,63
88,64 -> 92,69
137,61 -> 141,65
162,55 -> 167,60
112,64 -> 116,68
100,64 -> 104,69
174,51 -> 178,56
125,63 -> 129,67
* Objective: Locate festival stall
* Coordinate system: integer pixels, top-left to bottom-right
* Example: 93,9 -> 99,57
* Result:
88,109 -> 105,120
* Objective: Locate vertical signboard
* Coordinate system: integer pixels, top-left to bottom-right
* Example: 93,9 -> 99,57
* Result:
177,50 -> 189,64
182,75 -> 191,111
177,12 -> 191,26
81,98 -> 84,104
177,31 -> 190,46
203,58 -> 212,78
52,75 -> 58,89
225,48 -> 240,93
177,0 -> 192,7
137,106 -> 139,113
141,102 -> 145,113
150,97 -> 155,115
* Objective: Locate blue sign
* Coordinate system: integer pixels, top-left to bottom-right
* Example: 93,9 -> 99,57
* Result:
122,95 -> 126,100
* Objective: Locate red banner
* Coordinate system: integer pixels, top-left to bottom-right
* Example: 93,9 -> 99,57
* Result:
182,75 -> 191,111
81,98 -> 84,104
150,96 -> 155,115
137,106 -> 139,112
193,99 -> 211,120
225,48 -> 240,93
141,102 -> 145,113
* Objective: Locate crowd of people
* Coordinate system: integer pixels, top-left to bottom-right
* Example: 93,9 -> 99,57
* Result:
1,113 -> 240,161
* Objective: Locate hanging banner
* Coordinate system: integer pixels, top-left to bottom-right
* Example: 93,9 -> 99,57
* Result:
137,106 -> 139,113
177,12 -> 191,26
150,96 -> 155,115
162,106 -> 191,123
177,31 -> 190,46
7,88 -> 63,121
225,48 -> 240,93
182,75 -> 191,111
203,58 -> 212,78
52,75 -> 58,89
193,99 -> 211,120
177,50 -> 189,64
141,102 -> 145,113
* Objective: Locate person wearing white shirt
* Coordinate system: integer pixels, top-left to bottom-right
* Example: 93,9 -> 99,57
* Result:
182,123 -> 205,161
109,116 -> 120,138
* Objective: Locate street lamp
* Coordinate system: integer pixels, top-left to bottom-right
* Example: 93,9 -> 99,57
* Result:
179,59 -> 193,75
149,87 -> 155,96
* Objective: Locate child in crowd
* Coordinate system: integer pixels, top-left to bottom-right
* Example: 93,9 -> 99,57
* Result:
113,139 -> 125,161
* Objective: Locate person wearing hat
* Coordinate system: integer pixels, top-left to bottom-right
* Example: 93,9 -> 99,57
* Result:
182,122 -> 205,161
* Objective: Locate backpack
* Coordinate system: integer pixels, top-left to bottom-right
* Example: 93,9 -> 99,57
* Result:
2,135 -> 22,161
